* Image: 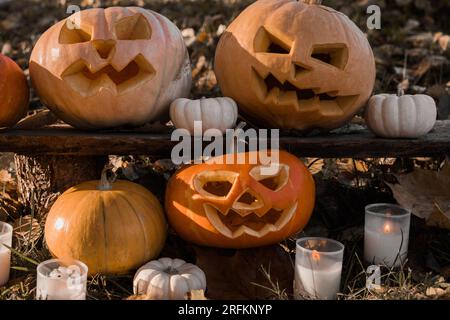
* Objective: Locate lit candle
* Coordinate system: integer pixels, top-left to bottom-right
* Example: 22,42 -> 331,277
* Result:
36,259 -> 88,300
0,222 -> 13,286
295,237 -> 344,300
364,204 -> 411,268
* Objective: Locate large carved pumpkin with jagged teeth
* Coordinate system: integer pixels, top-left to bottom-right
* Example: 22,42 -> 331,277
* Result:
30,7 -> 191,130
165,151 -> 315,248
215,0 -> 375,132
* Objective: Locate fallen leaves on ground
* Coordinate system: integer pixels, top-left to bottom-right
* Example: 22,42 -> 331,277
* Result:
387,159 -> 450,229
0,192 -> 22,221
194,244 -> 293,300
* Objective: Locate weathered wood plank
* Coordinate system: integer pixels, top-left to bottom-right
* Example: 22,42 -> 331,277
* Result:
0,121 -> 449,158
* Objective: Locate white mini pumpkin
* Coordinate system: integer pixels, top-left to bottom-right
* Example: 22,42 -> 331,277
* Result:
170,97 -> 238,135
365,93 -> 437,138
133,257 -> 207,300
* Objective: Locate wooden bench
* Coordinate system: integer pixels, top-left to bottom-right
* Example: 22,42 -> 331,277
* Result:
2,120 -> 449,216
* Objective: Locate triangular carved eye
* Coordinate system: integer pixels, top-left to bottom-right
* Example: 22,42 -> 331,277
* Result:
311,44 -> 348,70
249,164 -> 290,192
193,171 -> 238,198
254,27 -> 292,55
115,14 -> 152,40
59,24 -> 91,44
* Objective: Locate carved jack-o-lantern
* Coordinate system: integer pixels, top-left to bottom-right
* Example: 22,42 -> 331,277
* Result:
165,151 -> 315,248
30,7 -> 191,129
215,0 -> 376,132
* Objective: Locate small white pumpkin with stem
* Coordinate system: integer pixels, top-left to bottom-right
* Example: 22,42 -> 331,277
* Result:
365,89 -> 437,138
170,97 -> 238,136
133,257 -> 207,300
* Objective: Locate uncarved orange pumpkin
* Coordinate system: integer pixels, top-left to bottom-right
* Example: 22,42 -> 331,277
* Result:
30,7 -> 191,130
215,0 -> 376,132
45,178 -> 168,275
0,54 -> 29,127
165,150 -> 315,248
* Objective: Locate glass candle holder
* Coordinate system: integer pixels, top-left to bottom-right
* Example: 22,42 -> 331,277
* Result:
36,259 -> 88,300
0,222 -> 13,286
364,203 -> 411,268
295,237 -> 345,300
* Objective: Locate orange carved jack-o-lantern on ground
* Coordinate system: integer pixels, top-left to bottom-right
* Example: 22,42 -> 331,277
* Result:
215,0 -> 376,132
30,7 -> 191,130
165,151 -> 315,248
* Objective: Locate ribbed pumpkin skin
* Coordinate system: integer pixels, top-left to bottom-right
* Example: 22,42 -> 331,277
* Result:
45,180 -> 167,275
0,54 -> 29,127
170,97 -> 238,135
365,94 -> 437,138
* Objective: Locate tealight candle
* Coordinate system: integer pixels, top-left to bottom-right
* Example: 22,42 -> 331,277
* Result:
0,222 -> 13,286
36,259 -> 88,300
364,203 -> 411,268
295,237 -> 344,300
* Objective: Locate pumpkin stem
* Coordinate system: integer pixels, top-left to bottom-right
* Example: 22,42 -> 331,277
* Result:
397,85 -> 405,97
301,0 -> 323,4
166,267 -> 179,275
98,164 -> 117,191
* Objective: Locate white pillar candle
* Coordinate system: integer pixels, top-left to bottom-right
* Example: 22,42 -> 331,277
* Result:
364,204 -> 411,268
36,259 -> 88,300
295,238 -> 344,300
0,222 -> 13,286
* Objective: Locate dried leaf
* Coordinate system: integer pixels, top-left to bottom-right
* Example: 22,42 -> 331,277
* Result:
433,32 -> 450,51
406,32 -> 434,47
426,206 -> 450,230
192,55 -> 206,78
304,158 -> 324,175
426,287 -> 446,297
413,59 -> 431,77
14,110 -> 58,130
216,24 -> 226,37
399,79 -> 410,91
387,160 -> 450,224
182,28 -> 196,47
196,31 -> 208,43
126,294 -> 150,300
0,193 -> 22,221
0,169 -> 15,190
195,69 -> 217,91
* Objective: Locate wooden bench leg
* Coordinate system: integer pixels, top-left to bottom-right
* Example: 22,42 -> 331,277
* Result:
14,154 -> 107,219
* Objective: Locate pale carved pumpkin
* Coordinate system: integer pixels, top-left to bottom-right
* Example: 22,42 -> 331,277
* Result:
0,54 -> 29,127
133,257 -> 207,299
30,7 -> 191,130
45,172 -> 167,275
170,97 -> 238,135
215,0 -> 375,132
165,150 -> 315,248
365,93 -> 437,138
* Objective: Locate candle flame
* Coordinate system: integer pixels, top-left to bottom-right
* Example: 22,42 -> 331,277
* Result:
383,223 -> 392,234
311,250 -> 321,261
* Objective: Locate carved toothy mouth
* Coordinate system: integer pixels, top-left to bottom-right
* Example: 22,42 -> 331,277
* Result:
61,54 -> 155,96
204,202 -> 297,238
252,68 -> 359,115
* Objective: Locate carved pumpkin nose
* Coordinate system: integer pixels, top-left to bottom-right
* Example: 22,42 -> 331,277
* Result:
232,189 -> 264,214
92,40 -> 116,59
